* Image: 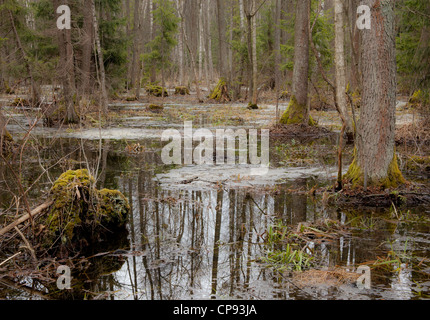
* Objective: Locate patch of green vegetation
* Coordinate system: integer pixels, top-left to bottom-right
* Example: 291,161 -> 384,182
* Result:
405,155 -> 430,171
147,104 -> 164,113
262,221 -> 314,272
146,85 -> 168,97
208,78 -> 230,102
43,169 -> 129,251
247,102 -> 259,110
174,86 -> 190,95
345,150 -> 406,189
280,95 -> 316,126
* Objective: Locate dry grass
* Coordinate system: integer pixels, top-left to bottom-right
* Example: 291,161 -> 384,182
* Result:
396,120 -> 430,145
293,268 -> 360,288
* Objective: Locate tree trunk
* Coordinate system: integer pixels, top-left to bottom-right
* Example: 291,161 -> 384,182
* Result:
54,0 -> 78,124
8,9 -> 40,106
130,0 -> 141,90
280,0 -> 310,125
216,0 -> 227,80
334,0 -> 353,134
274,0 -> 281,120
175,0 -> 185,85
91,0 -> 109,115
81,1 -> 93,96
347,0 -> 362,93
345,0 -> 405,188
251,0 -> 258,105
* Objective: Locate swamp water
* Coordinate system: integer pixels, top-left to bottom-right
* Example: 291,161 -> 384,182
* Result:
1,103 -> 430,300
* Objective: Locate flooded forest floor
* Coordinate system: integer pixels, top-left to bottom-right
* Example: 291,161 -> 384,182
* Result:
1,88 -> 430,300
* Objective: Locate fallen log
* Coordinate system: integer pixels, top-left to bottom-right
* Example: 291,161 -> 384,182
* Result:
0,200 -> 53,237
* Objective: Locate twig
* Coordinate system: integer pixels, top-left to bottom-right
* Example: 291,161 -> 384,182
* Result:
0,200 -> 53,237
14,226 -> 37,262
0,252 -> 22,267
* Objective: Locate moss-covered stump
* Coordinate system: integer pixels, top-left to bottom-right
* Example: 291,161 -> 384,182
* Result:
208,78 -> 231,102
125,95 -> 138,101
42,169 -> 130,254
11,98 -> 31,107
280,96 -> 316,126
175,86 -> 190,95
147,104 -> 164,113
146,85 -> 168,97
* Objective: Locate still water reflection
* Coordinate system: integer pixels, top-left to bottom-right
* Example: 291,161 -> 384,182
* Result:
1,137 -> 430,300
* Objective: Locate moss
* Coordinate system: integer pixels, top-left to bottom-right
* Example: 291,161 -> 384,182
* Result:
4,81 -> 14,94
147,104 -> 164,113
405,155 -> 430,171
126,95 -> 138,101
146,85 -> 168,97
345,151 -> 406,189
247,103 -> 259,110
97,189 -> 130,227
1,128 -> 14,155
12,98 -> 30,107
280,90 -> 290,100
43,169 -> 129,251
280,95 -> 315,126
174,86 -> 190,95
380,154 -> 407,188
409,89 -> 423,105
208,78 -> 231,102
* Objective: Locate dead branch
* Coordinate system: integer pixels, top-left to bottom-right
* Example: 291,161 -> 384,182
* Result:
0,200 -> 53,237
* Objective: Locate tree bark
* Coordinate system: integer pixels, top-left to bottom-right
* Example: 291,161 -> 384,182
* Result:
8,9 -> 40,106
91,0 -> 109,115
81,1 -> 94,95
334,0 -> 353,134
280,0 -> 311,125
216,0 -> 227,80
345,0 -> 405,188
251,0 -> 258,105
54,0 -> 78,124
130,0 -> 141,90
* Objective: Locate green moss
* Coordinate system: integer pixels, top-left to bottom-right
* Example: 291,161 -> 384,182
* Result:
208,78 -> 231,102
380,154 -> 407,188
247,103 -> 259,110
280,90 -> 290,100
126,95 -> 138,101
409,89 -> 423,105
43,169 -> 129,250
146,85 -> 168,97
12,98 -> 30,107
97,189 -> 130,227
147,104 -> 164,113
280,95 -> 315,126
345,151 -> 406,189
405,155 -> 430,171
174,86 -> 190,95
